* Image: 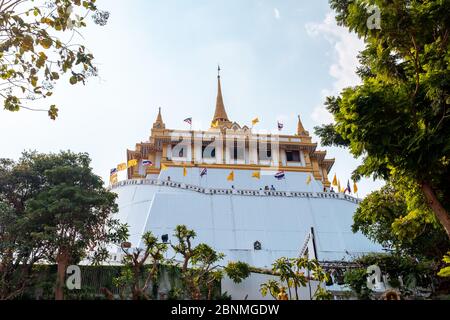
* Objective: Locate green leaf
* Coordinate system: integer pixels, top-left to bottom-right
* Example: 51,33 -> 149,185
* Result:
69,76 -> 78,85
48,105 -> 59,120
40,38 -> 52,49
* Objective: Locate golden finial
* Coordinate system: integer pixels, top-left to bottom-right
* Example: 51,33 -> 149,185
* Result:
153,107 -> 165,129
211,65 -> 230,126
297,114 -> 308,136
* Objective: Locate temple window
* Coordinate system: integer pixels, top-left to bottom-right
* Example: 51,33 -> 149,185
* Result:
258,148 -> 272,161
202,145 -> 216,159
232,145 -> 245,161
286,150 -> 300,162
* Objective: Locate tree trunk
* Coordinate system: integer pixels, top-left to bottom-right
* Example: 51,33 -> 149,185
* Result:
55,249 -> 69,300
207,281 -> 214,300
421,182 -> 450,240
132,264 -> 142,300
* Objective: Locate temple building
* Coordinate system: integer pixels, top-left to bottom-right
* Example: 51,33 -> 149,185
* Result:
111,70 -> 382,299
124,72 -> 334,188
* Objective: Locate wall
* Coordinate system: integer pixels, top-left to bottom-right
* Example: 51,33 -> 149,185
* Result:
221,273 -> 320,300
112,170 -> 382,269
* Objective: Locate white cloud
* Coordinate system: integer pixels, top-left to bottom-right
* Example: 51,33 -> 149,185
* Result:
306,12 -> 385,197
274,8 -> 280,19
306,12 -> 365,124
311,89 -> 334,124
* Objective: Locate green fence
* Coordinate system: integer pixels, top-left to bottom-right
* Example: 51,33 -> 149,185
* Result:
20,264 -> 221,300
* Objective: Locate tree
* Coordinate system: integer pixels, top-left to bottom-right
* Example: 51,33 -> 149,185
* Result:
343,253 -> 438,299
170,225 -> 250,300
0,0 -> 109,119
353,181 -> 449,260
171,225 -> 223,300
315,0 -> 450,238
171,225 -> 197,275
111,225 -> 250,300
113,231 -> 168,300
0,154 -> 56,299
0,151 -> 128,300
260,257 -> 332,300
0,200 -> 49,299
188,243 -> 225,300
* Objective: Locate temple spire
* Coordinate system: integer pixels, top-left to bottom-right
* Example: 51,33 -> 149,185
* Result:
153,107 -> 165,129
212,65 -> 230,124
297,115 -> 308,136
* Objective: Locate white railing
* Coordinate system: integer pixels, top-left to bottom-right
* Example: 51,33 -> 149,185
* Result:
110,179 -> 362,204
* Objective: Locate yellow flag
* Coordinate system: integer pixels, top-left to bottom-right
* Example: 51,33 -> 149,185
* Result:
337,180 -> 341,192
110,173 -> 118,184
332,174 -> 338,186
127,159 -> 138,167
252,171 -> 261,179
161,163 -> 168,171
306,174 -> 312,185
183,167 -> 187,177
353,181 -> 358,193
211,120 -> 219,128
252,117 -> 259,126
227,170 -> 234,181
117,163 -> 127,171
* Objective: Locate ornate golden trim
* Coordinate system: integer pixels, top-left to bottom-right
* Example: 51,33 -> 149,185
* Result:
158,161 -> 323,178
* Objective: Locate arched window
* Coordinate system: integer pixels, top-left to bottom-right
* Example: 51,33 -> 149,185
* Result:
253,241 -> 262,250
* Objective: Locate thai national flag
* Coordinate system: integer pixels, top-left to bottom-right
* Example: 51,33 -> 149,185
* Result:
142,160 -> 153,166
274,171 -> 285,180
110,168 -> 118,175
345,180 -> 352,194
200,168 -> 207,177
184,117 -> 192,125
277,121 -> 284,131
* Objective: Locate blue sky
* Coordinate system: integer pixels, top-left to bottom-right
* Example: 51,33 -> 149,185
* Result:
0,0 -> 384,196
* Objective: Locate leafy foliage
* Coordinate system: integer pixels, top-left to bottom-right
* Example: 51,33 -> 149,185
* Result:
343,253 -> 438,299
438,252 -> 450,278
0,200 -> 40,300
170,225 -> 250,300
353,180 -> 449,259
0,150 -> 127,300
111,225 -> 251,300
260,257 -> 332,300
113,231 -> 167,300
344,268 -> 373,300
223,261 -> 251,284
316,0 -> 450,239
0,0 -> 109,118
24,152 -> 128,265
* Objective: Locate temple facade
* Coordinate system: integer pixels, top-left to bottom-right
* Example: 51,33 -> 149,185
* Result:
110,71 -> 382,299
124,72 -> 334,188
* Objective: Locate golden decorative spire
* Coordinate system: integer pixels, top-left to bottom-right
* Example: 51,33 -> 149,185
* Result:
212,65 -> 230,125
153,107 -> 165,129
297,115 -> 308,136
